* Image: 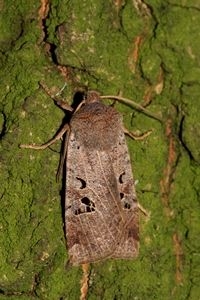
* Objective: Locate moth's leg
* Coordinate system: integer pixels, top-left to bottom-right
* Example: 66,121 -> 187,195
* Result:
39,82 -> 73,112
56,128 -> 70,180
80,263 -> 90,300
20,123 -> 70,150
123,126 -> 152,141
138,203 -> 150,217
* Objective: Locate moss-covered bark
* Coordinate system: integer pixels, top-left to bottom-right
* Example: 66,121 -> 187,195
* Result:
0,0 -> 200,299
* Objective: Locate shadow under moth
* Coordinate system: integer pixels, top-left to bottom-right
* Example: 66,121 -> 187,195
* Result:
20,86 -> 161,265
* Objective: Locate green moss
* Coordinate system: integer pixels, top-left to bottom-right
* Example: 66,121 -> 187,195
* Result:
1,0 -> 200,299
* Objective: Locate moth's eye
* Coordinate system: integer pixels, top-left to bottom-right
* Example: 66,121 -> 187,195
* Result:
76,177 -> 86,189
119,172 -> 125,184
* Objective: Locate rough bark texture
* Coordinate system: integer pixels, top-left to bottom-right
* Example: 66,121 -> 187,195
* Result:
0,0 -> 200,299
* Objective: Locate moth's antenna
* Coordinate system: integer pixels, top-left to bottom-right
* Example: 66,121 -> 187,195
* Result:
100,95 -> 163,123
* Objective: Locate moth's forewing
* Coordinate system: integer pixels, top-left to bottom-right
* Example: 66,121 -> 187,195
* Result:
111,131 -> 139,258
65,98 -> 139,265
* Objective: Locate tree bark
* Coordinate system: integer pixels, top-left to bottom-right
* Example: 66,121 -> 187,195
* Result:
0,1 -> 200,299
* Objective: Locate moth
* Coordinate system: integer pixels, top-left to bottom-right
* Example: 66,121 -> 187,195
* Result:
20,88 -> 140,265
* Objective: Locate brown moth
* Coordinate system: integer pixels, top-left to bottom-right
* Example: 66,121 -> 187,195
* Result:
20,89 -> 139,265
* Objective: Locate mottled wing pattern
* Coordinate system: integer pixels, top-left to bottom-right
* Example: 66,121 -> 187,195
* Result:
111,131 -> 139,258
66,131 -> 125,264
65,99 -> 139,265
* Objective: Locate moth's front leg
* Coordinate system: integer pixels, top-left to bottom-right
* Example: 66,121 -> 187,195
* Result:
20,123 -> 70,150
20,81 -> 73,150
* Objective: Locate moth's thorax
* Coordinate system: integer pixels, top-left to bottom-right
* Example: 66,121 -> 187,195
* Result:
70,101 -> 122,150
84,91 -> 101,104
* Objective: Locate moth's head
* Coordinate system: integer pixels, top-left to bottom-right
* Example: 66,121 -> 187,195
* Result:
84,90 -> 101,104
